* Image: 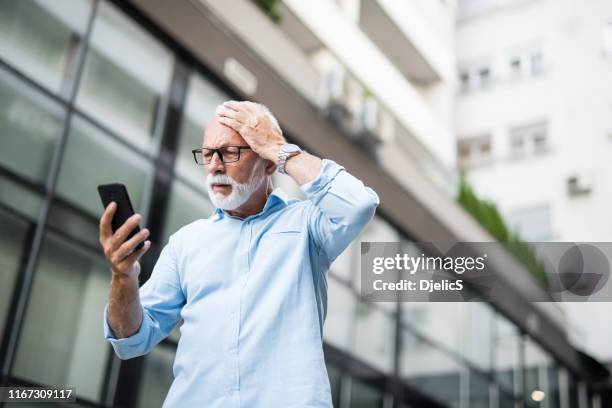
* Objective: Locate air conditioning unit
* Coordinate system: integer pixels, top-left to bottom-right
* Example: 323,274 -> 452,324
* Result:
360,97 -> 378,132
322,68 -> 345,105
567,172 -> 592,196
376,109 -> 395,143
321,68 -> 353,132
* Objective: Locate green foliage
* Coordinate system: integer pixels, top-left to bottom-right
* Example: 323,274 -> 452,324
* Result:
457,171 -> 549,288
253,0 -> 282,24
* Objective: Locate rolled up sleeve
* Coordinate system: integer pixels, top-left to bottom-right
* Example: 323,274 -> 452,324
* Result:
103,235 -> 185,360
301,159 -> 379,263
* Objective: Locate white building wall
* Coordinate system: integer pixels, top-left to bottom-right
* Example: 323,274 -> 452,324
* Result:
456,0 -> 612,361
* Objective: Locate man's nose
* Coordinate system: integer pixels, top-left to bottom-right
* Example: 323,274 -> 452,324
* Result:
207,151 -> 225,174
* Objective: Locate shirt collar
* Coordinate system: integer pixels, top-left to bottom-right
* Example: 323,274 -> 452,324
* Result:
212,187 -> 289,221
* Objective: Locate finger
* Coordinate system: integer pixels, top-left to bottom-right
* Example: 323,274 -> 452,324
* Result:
216,106 -> 244,122
222,100 -> 244,113
120,240 -> 151,268
218,116 -> 243,132
99,201 -> 117,241
111,213 -> 142,249
116,228 -> 150,260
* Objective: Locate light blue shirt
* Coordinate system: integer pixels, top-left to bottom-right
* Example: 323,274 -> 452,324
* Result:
103,159 -> 379,407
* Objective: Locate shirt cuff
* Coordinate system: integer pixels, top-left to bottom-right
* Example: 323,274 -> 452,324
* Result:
299,159 -> 344,200
103,302 -> 148,348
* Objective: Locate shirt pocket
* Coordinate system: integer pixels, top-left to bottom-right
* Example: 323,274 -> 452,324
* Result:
258,226 -> 303,244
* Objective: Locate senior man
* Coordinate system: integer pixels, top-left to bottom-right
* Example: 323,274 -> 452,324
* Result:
99,101 -> 379,407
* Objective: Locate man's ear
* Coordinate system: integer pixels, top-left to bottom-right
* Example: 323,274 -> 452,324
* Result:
264,159 -> 277,175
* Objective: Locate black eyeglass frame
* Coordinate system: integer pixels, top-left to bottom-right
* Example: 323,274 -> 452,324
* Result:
192,145 -> 252,164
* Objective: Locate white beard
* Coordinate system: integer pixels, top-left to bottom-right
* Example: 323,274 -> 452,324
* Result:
206,159 -> 267,211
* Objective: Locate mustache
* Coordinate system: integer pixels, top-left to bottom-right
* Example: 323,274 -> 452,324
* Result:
206,173 -> 237,188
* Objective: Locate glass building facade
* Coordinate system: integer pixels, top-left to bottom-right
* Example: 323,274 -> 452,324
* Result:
0,1 -> 605,407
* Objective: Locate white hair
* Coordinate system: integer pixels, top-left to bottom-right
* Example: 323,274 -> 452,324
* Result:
216,101 -> 282,135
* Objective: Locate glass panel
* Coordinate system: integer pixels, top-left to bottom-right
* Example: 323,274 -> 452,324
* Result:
0,174 -> 43,220
162,180 -> 213,243
494,314 -> 521,395
137,345 -> 176,408
0,208 -> 30,340
547,363 -> 561,408
0,67 -> 66,184
323,277 -> 355,351
400,328 -> 462,407
470,370 -> 490,408
401,303 -> 465,359
175,73 -> 229,182
463,302 -> 494,370
354,216 -> 400,300
326,364 -> 342,408
499,388 -> 516,408
12,231 -> 111,402
353,302 -> 395,373
47,200 -> 100,249
56,116 -> 152,216
77,1 -> 173,148
525,337 -> 554,408
0,0 -> 92,93
350,378 -> 384,408
330,240 -> 356,283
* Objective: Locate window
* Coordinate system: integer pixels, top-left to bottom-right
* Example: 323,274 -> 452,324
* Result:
0,0 -> 93,94
509,132 -> 525,158
510,57 -> 522,78
0,174 -> 43,221
76,1 -> 174,149
327,365 -> 342,408
460,71 -> 470,93
458,64 -> 493,92
508,50 -> 544,79
478,66 -> 491,88
0,67 -> 66,184
324,277 -> 355,351
400,327 -> 463,406
55,117 -> 153,216
506,204 -> 552,241
353,303 -> 395,373
350,378 -> 384,408
470,370 -> 490,408
508,121 -> 548,159
12,231 -> 111,402
138,345 -> 176,408
458,134 -> 492,168
354,216 -> 401,295
524,338 -> 558,406
493,314 -> 522,395
530,51 -> 543,76
162,180 -> 213,243
0,208 -> 30,340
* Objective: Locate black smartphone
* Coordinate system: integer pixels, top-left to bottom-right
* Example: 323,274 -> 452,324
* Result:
97,183 -> 144,251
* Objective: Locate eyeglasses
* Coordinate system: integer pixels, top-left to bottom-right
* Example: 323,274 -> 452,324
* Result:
192,145 -> 252,164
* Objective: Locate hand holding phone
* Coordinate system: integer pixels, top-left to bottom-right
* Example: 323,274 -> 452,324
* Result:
98,183 -> 151,277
